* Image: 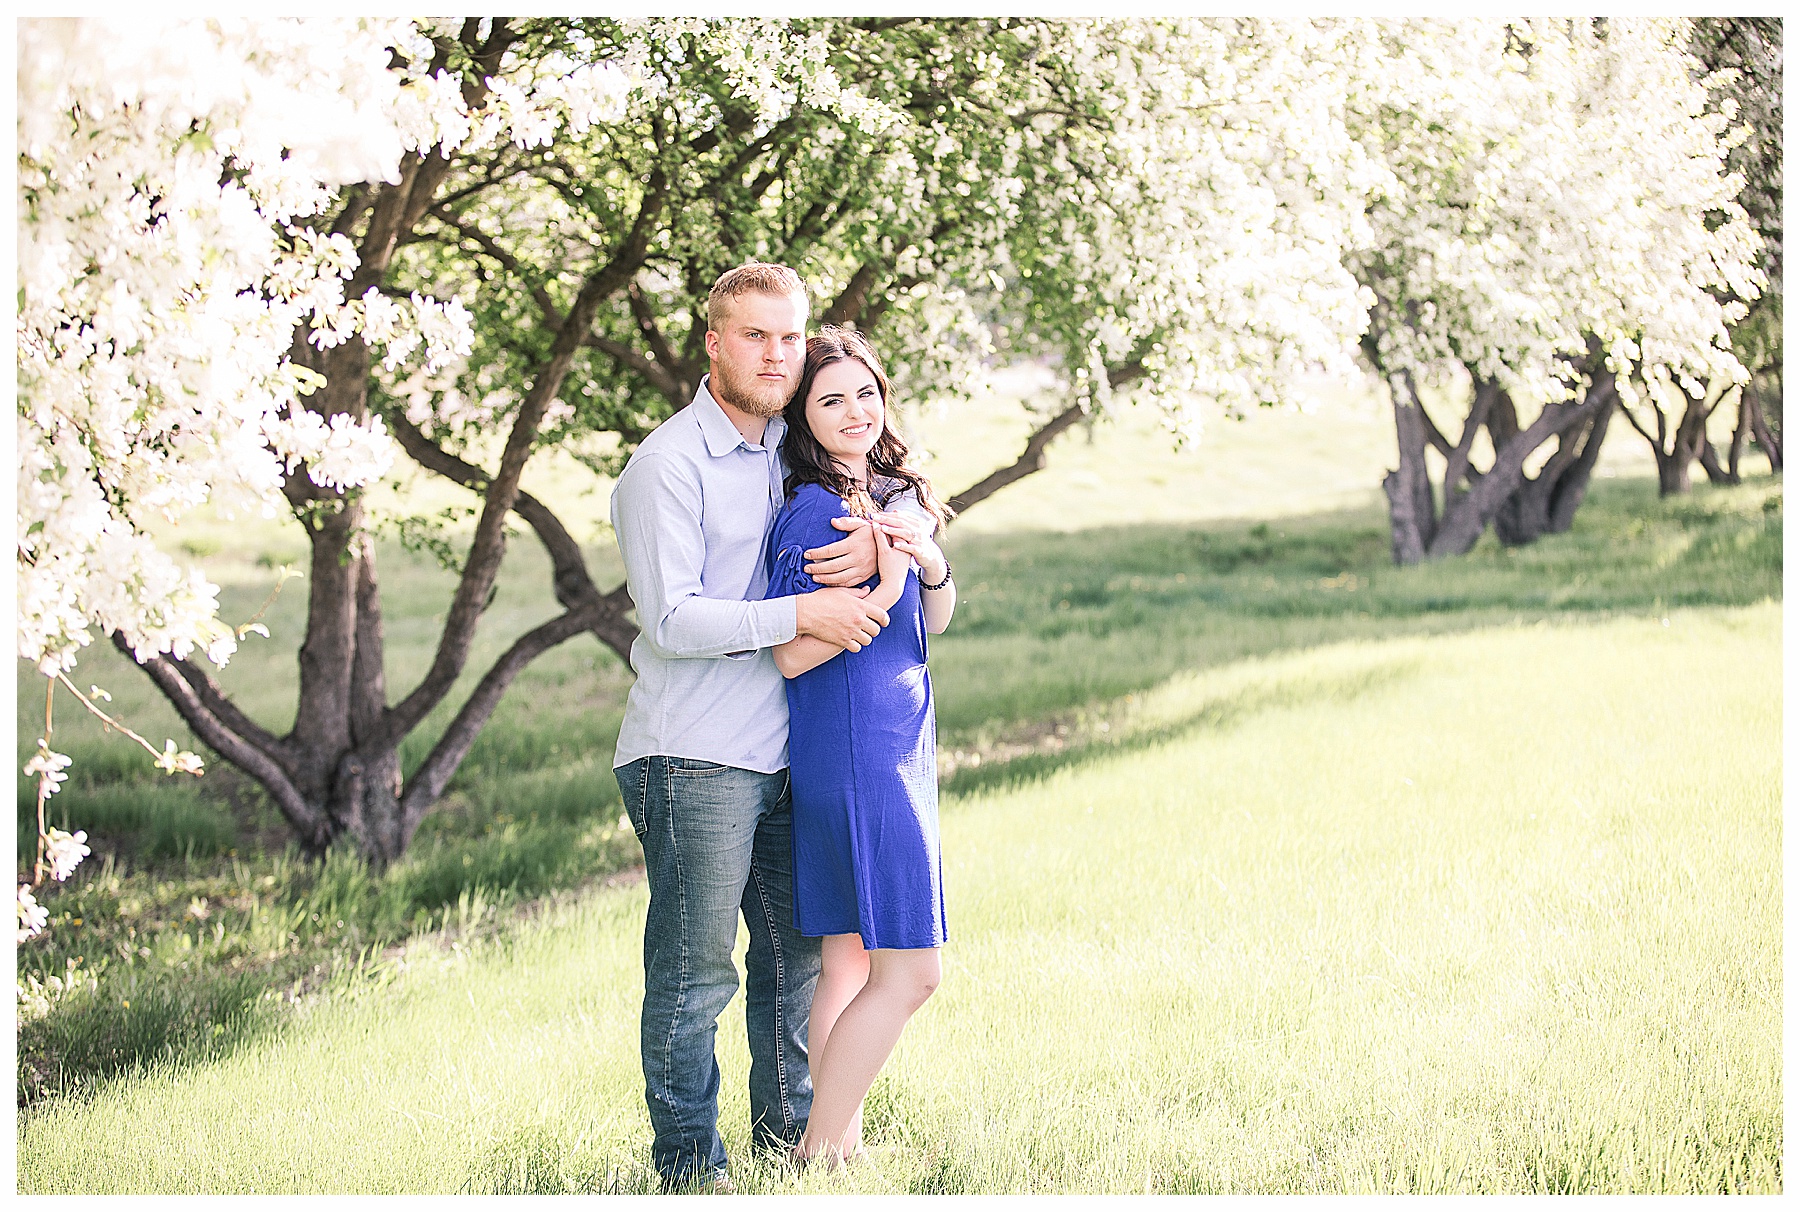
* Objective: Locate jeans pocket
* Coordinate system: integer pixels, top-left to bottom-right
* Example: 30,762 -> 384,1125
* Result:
668,757 -> 733,778
617,759 -> 650,840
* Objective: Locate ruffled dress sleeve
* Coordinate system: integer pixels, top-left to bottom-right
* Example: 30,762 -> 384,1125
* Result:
764,484 -> 835,601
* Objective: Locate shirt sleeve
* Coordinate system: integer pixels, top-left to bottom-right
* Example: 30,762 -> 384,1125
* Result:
611,450 -> 798,659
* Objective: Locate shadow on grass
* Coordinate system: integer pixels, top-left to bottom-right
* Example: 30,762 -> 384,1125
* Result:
17,971 -> 279,1109
943,657 -> 1424,799
16,760 -> 638,1110
932,475 -> 1781,740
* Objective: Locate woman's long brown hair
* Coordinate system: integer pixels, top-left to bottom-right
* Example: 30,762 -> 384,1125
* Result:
781,326 -> 954,532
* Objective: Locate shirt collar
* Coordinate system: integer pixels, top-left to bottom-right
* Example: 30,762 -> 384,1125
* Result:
693,375 -> 785,458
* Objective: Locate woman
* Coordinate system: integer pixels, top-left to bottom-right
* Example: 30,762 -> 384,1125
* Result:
763,326 -> 957,1168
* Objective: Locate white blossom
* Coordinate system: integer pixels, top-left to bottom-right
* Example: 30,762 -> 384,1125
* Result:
1344,18 -> 1758,405
16,18 -> 441,676
154,740 -> 206,776
22,743 -> 72,796
18,887 -> 49,945
44,829 -> 91,882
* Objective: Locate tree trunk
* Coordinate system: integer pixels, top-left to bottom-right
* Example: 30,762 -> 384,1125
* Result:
125,20 -> 662,867
1491,378 -> 1616,545
1697,434 -> 1736,485
1652,389 -> 1719,496
1656,422 -> 1697,496
1742,379 -> 1782,472
1370,355 -> 1615,562
1382,370 -> 1436,564
1424,377 -> 1503,557
1544,387 -> 1616,534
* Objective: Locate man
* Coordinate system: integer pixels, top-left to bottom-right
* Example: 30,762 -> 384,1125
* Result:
610,263 -> 890,1190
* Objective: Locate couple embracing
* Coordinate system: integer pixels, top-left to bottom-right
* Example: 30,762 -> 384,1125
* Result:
610,262 -> 958,1189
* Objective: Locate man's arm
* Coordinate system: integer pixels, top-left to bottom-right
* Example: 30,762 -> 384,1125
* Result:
803,515 -> 879,586
612,453 -> 797,658
776,533 -> 906,677
778,591 -> 892,674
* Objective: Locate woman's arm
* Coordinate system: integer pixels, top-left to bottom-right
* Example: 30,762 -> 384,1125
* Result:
919,574 -> 956,635
876,513 -> 955,634
772,525 -> 909,677
772,632 -> 846,678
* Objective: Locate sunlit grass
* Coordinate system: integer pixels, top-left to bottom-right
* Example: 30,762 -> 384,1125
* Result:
14,360 -> 1779,1186
15,468 -> 1780,1108
17,605 -> 1779,1193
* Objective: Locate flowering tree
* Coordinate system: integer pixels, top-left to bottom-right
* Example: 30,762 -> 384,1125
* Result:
16,16 -> 471,919
1701,17 -> 1783,479
1345,18 -> 1763,561
388,18 -> 1375,511
1609,16 -> 1783,491
31,16 -> 1376,868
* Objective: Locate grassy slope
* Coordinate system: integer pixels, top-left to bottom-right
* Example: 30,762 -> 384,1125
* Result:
15,370 -> 1781,1190
17,606 -> 1780,1193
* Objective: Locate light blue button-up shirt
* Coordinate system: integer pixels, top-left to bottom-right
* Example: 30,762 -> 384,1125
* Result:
610,378 -> 800,773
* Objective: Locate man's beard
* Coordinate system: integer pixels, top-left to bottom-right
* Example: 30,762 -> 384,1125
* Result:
711,358 -> 793,418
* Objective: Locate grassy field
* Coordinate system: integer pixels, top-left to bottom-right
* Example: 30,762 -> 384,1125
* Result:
14,372 -> 1782,1192
15,605 -> 1780,1193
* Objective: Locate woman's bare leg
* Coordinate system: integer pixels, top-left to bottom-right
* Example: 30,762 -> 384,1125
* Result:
798,946 -> 941,1162
805,933 -> 869,1152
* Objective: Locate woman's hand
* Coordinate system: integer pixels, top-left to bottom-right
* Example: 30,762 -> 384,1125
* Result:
874,520 -> 912,586
874,512 -> 947,586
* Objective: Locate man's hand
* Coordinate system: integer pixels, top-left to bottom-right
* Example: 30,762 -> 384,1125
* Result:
803,516 -> 879,586
796,586 -> 889,652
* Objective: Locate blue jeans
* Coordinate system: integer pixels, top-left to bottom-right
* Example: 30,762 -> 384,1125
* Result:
616,756 -> 822,1184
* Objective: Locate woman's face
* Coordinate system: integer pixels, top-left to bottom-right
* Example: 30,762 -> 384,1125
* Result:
803,357 -> 885,469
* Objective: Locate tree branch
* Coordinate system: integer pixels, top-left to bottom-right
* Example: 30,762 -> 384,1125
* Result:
384,410 -> 639,663
1443,378 -> 1500,497
1416,386 -> 1456,458
627,281 -> 692,402
947,405 -> 1085,516
585,331 -> 682,401
1614,391 -> 1661,449
379,173 -> 669,745
429,207 -> 563,326
398,605 -> 602,830
119,634 -> 329,848
161,653 -> 286,759
822,261 -> 884,328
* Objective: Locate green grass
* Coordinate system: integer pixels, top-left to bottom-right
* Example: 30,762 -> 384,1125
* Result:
16,604 -> 1780,1193
14,367 -> 1780,1188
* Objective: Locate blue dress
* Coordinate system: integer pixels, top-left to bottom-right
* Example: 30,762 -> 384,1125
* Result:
763,482 -> 947,950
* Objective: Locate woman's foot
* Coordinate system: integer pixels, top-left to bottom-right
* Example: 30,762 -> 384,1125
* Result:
789,1141 -> 868,1174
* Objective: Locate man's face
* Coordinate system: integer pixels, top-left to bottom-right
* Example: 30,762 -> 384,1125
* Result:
705,291 -> 808,419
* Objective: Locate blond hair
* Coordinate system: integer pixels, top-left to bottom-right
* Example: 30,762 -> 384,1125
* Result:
707,262 -> 808,333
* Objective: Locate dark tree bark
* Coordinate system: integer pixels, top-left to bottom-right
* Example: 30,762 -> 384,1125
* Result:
1381,369 -> 1437,564
1731,379 -> 1783,475
947,404 -> 1085,516
1615,376 -> 1750,496
943,360 -> 1145,516
1374,350 -> 1620,563
1491,378 -> 1617,545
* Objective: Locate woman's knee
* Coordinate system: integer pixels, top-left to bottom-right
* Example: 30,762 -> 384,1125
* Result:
822,933 -> 870,980
872,950 -> 940,1009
